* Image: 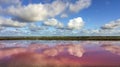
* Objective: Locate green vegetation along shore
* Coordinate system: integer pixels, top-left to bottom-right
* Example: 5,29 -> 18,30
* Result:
0,36 -> 120,40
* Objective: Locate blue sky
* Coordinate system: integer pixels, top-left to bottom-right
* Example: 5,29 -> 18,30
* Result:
83,0 -> 120,29
0,0 -> 120,36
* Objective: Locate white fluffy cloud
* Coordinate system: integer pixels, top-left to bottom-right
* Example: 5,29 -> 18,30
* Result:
6,4 -> 48,22
0,0 -> 92,35
101,19 -> 120,29
45,0 -> 67,17
0,17 -> 26,27
68,17 -> 84,30
5,0 -> 66,22
44,18 -> 64,28
69,0 -> 91,12
2,0 -> 91,22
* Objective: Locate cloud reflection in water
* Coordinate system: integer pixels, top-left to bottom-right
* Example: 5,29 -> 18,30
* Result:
101,44 -> 120,56
0,42 -> 84,67
0,40 -> 120,67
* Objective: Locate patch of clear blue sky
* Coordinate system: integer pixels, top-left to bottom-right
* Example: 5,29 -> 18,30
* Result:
21,0 -> 120,29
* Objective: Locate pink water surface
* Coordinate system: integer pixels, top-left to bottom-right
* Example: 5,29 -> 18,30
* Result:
0,41 -> 120,67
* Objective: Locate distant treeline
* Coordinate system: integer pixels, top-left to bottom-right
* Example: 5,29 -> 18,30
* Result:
0,36 -> 120,40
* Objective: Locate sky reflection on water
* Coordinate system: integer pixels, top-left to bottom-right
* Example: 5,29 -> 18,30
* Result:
0,40 -> 120,67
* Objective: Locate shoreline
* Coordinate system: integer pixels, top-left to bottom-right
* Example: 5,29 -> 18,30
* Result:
0,36 -> 120,40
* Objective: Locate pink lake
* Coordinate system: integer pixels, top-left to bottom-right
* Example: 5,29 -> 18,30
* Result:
0,40 -> 120,67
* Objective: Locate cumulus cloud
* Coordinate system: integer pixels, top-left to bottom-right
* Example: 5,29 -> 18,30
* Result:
0,0 -> 92,35
4,0 -> 66,22
60,0 -> 92,18
101,19 -> 120,29
43,18 -> 64,28
44,18 -> 59,26
6,4 -> 48,22
45,0 -> 67,17
68,17 -> 84,30
2,0 -> 91,22
0,17 -> 26,27
69,0 -> 91,12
